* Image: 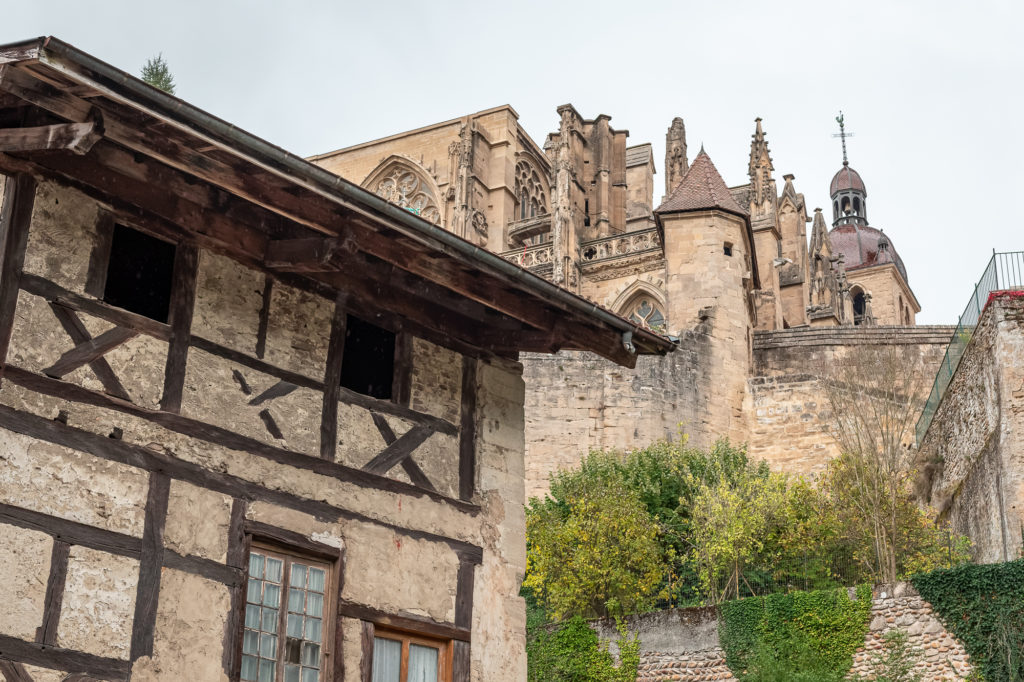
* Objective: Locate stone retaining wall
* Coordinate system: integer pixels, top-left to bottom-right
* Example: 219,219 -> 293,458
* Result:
592,583 -> 973,681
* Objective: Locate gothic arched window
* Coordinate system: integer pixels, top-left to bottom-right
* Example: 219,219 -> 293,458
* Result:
852,287 -> 866,325
365,161 -> 442,225
514,161 -> 547,221
626,297 -> 666,331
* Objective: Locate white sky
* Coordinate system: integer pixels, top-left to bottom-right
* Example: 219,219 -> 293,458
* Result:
4,0 -> 1022,324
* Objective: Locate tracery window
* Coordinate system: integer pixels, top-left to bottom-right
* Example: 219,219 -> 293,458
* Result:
371,163 -> 441,225
513,160 -> 547,221
626,297 -> 666,331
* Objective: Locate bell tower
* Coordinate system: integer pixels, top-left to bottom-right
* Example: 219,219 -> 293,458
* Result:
830,113 -> 868,227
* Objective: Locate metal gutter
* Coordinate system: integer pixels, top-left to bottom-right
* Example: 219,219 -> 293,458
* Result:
28,36 -> 673,356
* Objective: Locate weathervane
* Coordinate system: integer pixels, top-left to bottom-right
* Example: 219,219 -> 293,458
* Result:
832,111 -> 854,166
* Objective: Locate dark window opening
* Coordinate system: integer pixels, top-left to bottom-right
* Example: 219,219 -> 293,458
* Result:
103,224 -> 176,323
341,315 -> 395,400
724,242 -> 733,257
853,197 -> 861,215
853,291 -> 866,325
584,198 -> 591,227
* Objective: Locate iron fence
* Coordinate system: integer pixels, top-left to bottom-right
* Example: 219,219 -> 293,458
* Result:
915,251 -> 1024,445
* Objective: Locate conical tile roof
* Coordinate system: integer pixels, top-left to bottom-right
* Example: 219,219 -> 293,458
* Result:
655,149 -> 747,217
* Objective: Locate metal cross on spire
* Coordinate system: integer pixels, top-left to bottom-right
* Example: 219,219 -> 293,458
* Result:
832,111 -> 854,166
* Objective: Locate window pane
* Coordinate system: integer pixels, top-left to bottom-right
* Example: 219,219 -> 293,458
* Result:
260,633 -> 278,659
245,605 -> 261,629
258,658 -> 276,682
264,583 -> 281,608
241,655 -> 259,681
301,669 -> 319,682
243,630 -> 259,655
288,589 -> 305,613
249,554 -> 265,579
247,578 -> 262,604
265,557 -> 283,583
302,642 -> 320,667
284,665 -> 300,682
305,617 -> 321,643
306,592 -> 323,618
287,614 -> 303,638
261,607 -> 278,632
291,564 -> 308,589
408,644 -> 439,682
371,638 -> 401,682
308,567 -> 325,593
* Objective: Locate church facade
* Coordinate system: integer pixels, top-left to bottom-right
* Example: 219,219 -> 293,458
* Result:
311,104 -> 935,498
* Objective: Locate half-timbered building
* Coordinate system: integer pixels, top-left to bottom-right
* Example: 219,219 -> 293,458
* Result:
0,37 -> 673,682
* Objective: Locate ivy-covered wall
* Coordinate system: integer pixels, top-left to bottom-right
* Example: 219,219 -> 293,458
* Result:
590,583 -> 975,681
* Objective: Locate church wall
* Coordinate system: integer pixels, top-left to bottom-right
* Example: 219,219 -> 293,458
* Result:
846,264 -> 918,325
0,179 -> 528,681
918,294 -> 1024,563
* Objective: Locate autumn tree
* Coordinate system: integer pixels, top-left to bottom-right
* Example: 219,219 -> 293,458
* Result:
524,467 -> 667,619
140,54 -> 176,94
819,344 -> 963,582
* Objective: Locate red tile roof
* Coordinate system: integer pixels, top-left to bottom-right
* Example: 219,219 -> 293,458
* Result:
830,164 -> 867,195
655,149 -> 748,217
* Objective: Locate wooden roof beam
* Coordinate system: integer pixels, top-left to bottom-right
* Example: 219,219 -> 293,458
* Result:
0,118 -> 101,155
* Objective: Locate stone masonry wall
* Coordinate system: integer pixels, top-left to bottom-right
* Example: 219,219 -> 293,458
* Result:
591,584 -> 972,681
749,325 -> 954,475
918,294 -> 1024,563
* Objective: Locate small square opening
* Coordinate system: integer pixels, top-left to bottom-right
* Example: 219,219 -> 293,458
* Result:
341,315 -> 395,400
723,242 -> 733,257
103,224 -> 176,323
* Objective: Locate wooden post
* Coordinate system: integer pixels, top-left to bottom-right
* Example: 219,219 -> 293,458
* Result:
159,244 -> 198,413
0,173 -> 37,385
320,293 -> 347,459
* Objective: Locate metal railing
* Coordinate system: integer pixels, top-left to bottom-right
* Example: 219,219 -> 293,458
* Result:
915,251 -> 1024,445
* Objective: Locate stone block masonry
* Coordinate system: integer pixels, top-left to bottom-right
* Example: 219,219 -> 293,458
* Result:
591,583 -> 973,681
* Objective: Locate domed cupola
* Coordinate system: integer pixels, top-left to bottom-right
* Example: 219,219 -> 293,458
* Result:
829,112 -> 868,227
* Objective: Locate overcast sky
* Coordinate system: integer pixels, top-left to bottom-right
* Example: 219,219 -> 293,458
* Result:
4,1 -> 1021,324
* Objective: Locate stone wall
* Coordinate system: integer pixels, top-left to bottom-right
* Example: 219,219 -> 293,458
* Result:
521,330 -> 713,501
591,584 -> 972,681
918,294 -> 1024,563
748,325 -> 954,475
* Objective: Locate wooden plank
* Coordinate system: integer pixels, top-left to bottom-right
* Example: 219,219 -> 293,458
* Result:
337,600 -> 469,643
0,634 -> 130,678
243,520 -> 342,561
159,244 -> 198,413
337,384 -> 456,436
400,458 -> 437,492
391,330 -> 412,407
362,425 -> 432,476
458,357 -> 478,501
320,296 -> 346,460
452,640 -> 471,682
264,236 -> 349,272
35,539 -> 70,646
129,472 -> 170,662
162,549 -> 242,587
454,560 -> 476,630
0,660 -> 33,682
47,303 -> 131,401
0,400 -> 484,556
22,273 -> 172,340
83,212 -> 114,298
222,498 -> 247,679
0,501 -> 141,558
190,335 -> 321,391
248,380 -> 297,406
0,119 -> 101,155
359,620 -> 374,682
41,326 -> 137,378
0,173 -> 36,384
255,276 -> 272,360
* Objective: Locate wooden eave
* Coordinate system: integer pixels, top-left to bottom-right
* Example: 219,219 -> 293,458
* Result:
0,37 -> 675,367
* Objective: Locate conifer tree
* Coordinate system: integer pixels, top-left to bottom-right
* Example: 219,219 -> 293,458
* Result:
140,54 -> 176,95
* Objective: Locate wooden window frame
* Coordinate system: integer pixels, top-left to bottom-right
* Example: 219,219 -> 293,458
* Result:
237,530 -> 343,682
370,627 -> 453,682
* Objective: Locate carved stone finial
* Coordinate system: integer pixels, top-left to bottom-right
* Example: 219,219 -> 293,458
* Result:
665,117 -> 688,197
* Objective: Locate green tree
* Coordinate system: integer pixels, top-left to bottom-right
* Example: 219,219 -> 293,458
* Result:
525,470 -> 667,619
140,53 -> 176,94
